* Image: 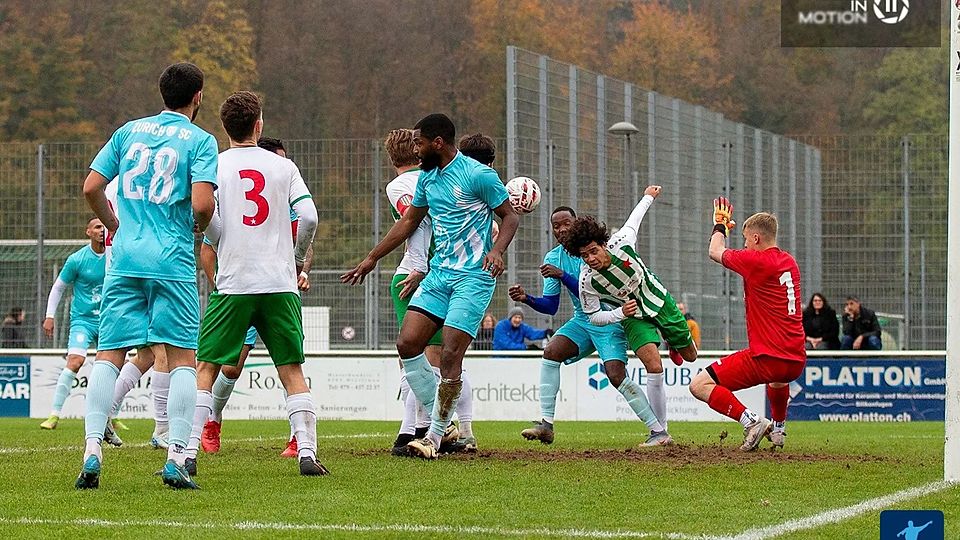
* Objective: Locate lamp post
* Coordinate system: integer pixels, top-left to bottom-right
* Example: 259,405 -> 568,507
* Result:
608,121 -> 641,203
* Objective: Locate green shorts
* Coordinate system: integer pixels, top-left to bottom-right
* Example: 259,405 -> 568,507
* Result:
198,292 -> 304,367
621,294 -> 693,352
391,273 -> 442,347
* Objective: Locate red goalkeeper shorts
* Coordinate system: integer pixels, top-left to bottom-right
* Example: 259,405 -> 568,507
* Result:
705,349 -> 805,391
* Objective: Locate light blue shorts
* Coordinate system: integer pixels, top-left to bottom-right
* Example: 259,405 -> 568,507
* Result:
98,274 -> 200,350
556,316 -> 629,365
409,269 -> 495,339
244,326 -> 257,347
67,319 -> 99,357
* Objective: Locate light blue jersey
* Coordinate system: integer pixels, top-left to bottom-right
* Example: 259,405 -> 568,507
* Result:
59,245 -> 106,325
411,152 -> 508,273
542,245 -> 587,320
90,110 -> 218,282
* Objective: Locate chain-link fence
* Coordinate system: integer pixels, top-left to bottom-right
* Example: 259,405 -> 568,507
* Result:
0,50 -> 946,352
505,47 -> 825,350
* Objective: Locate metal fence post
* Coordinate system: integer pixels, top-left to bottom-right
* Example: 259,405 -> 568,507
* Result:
788,139 -> 798,255
35,144 -> 44,347
568,65 -> 578,206
538,56 -> 550,259
723,139 -> 733,349
902,135 -> 911,349
506,46 -> 518,290
596,75 -> 606,224
371,140 -> 382,349
646,92 -> 657,266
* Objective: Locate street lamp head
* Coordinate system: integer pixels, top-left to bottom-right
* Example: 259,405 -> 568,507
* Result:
608,121 -> 640,137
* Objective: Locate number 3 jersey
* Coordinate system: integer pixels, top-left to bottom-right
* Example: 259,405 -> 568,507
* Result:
211,147 -> 312,295
721,247 -> 806,361
89,110 -> 219,282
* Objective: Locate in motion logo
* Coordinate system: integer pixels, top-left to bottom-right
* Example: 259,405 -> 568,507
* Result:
873,0 -> 908,25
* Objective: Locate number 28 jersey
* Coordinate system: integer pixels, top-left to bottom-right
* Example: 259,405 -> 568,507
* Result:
90,110 -> 219,282
212,147 -> 312,295
722,247 -> 806,362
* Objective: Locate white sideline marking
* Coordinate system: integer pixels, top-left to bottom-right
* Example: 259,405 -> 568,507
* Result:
718,481 -> 956,540
0,433 -> 387,455
0,517 -> 702,539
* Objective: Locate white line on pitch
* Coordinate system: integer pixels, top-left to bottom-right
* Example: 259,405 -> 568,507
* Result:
0,517 -> 703,539
717,480 -> 956,540
0,433 -> 387,455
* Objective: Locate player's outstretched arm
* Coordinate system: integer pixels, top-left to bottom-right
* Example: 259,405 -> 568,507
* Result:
483,200 -> 520,277
617,185 -> 660,247
709,196 -> 735,264
341,205 -> 428,285
82,171 -> 119,233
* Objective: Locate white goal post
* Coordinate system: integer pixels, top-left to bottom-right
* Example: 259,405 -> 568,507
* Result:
946,0 -> 960,482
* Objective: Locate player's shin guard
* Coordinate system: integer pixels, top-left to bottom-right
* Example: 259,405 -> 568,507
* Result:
401,353 -> 438,411
286,392 -> 317,460
456,371 -> 473,439
52,368 -> 78,416
646,371 -> 667,430
186,390 -> 213,459
110,363 -> 143,417
210,372 -> 237,423
617,378 -> 664,432
84,362 -> 120,459
152,370 -> 170,435
767,384 -> 790,424
539,359 -> 560,424
166,366 -> 197,465
427,378 -> 462,446
398,374 -> 417,436
707,385 -> 747,422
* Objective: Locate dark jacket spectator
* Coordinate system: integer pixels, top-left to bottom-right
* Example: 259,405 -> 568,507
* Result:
802,293 -> 840,350
841,296 -> 882,350
492,307 -> 550,351
1,307 -> 26,348
473,313 -> 496,351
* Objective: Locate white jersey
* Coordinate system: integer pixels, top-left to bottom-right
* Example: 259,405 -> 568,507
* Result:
104,179 -> 119,274
212,147 -> 312,294
385,168 -> 431,276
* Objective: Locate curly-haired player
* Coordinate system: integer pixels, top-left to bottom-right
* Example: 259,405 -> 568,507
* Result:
560,185 -> 697,445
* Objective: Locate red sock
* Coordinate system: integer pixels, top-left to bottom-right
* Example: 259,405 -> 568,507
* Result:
707,385 -> 746,421
767,384 -> 790,422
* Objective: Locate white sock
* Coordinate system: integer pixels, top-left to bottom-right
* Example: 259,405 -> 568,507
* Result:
739,409 -> 760,428
186,390 -> 213,459
111,362 -> 143,417
646,371 -> 667,431
456,371 -> 473,439
398,373 -> 417,436
152,370 -> 170,435
84,437 -> 102,462
210,372 -> 236,423
287,392 -> 317,460
415,399 -> 431,430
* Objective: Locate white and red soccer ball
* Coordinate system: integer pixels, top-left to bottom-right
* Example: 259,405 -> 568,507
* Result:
506,176 -> 541,214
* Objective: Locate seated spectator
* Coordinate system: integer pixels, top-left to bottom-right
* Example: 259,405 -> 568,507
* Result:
492,307 -> 551,351
1,307 -> 26,348
841,296 -> 882,350
802,293 -> 840,350
676,302 -> 701,349
473,313 -> 496,351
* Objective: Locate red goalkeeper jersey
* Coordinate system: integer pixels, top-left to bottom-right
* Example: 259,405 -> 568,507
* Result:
721,246 -> 806,362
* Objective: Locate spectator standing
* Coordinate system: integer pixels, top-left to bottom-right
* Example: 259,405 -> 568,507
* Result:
802,293 -> 840,350
1,307 -> 26,348
492,307 -> 551,351
473,313 -> 496,351
841,296 -> 882,350
676,302 -> 701,349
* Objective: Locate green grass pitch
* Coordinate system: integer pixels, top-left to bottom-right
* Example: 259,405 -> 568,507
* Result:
0,419 -> 956,539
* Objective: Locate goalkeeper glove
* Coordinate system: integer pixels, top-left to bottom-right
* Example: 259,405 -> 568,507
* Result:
713,197 -> 736,237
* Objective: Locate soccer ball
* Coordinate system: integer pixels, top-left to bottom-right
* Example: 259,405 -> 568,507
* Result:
506,176 -> 541,214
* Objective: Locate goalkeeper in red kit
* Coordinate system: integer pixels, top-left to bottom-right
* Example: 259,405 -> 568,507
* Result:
690,197 -> 806,451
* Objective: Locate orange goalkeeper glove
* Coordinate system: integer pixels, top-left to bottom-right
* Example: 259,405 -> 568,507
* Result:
713,197 -> 736,237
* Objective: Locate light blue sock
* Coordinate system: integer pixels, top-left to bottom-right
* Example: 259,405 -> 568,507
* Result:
51,368 -> 77,416
84,362 -> 120,442
211,372 -> 237,423
617,378 -> 664,432
539,359 -> 561,424
401,353 -> 437,412
166,366 -> 197,449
